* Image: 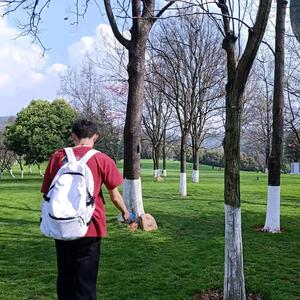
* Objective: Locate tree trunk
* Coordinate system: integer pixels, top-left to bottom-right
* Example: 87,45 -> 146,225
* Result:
192,146 -> 200,183
123,36 -> 149,217
222,1 -> 272,294
162,131 -> 167,177
224,88 -> 246,300
264,0 -> 287,233
152,145 -> 160,177
224,204 -> 245,300
290,0 -> 300,43
265,97 -> 272,171
179,134 -> 187,196
38,164 -> 43,176
18,161 -> 24,179
29,165 -> 33,174
9,169 -> 15,178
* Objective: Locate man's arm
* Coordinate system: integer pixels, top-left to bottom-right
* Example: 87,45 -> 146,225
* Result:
108,187 -> 130,222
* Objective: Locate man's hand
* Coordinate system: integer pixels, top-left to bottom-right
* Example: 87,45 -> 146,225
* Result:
108,187 -> 131,224
122,210 -> 130,224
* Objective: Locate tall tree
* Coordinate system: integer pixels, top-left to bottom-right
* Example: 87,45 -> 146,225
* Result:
199,1 -> 272,298
150,13 -> 202,195
1,0 -> 175,219
187,18 -> 225,183
290,0 -> 300,42
143,60 -> 173,178
59,61 -> 104,119
0,131 -> 15,179
242,54 -> 274,171
104,0 -> 175,214
5,99 -> 77,174
4,122 -> 28,178
284,37 -> 300,150
263,0 -> 288,233
59,61 -> 123,161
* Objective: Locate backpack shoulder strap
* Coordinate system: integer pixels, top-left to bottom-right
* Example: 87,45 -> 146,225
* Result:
80,149 -> 99,164
64,147 -> 76,162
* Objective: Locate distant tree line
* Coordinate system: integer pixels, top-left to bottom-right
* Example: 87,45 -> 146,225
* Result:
2,7 -> 300,180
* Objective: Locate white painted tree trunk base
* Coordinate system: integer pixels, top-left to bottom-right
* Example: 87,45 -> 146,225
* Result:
39,168 -> 43,177
162,169 -> 167,177
224,204 -> 246,300
290,162 -> 300,174
123,178 -> 145,218
191,170 -> 199,183
21,171 -> 24,179
179,173 -> 187,196
29,166 -> 33,174
263,186 -> 281,233
9,169 -> 15,178
153,169 -> 160,177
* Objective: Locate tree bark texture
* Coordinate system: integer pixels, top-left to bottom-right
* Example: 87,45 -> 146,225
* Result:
224,204 -> 246,300
224,89 -> 241,208
180,134 -> 187,174
268,0 -> 287,186
152,145 -> 160,176
192,140 -> 200,172
223,0 -> 272,207
264,0 -> 287,233
104,0 -> 176,215
162,132 -> 167,176
124,39 -> 148,179
221,1 -> 272,299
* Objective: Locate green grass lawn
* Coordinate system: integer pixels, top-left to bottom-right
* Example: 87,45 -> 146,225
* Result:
0,161 -> 299,300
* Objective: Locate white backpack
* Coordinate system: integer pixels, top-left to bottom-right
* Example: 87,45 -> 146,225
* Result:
40,147 -> 98,240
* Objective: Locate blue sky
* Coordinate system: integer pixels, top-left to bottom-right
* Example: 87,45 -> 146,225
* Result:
0,1 -> 282,117
0,1 -> 113,116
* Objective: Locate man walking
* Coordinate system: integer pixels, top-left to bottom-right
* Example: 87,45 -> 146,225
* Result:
41,118 -> 130,300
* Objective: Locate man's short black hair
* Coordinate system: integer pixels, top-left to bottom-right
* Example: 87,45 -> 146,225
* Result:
72,119 -> 98,139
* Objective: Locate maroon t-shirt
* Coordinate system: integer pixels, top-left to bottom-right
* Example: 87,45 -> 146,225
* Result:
41,146 -> 124,237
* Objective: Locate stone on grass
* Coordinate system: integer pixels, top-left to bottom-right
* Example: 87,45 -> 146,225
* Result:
139,213 -> 158,231
154,176 -> 164,182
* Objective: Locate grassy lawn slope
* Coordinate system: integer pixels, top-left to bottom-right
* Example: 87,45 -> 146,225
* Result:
0,161 -> 299,299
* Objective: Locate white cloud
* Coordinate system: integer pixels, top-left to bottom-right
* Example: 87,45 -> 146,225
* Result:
46,63 -> 68,75
68,36 -> 96,65
0,74 -> 10,87
95,24 -> 121,52
0,18 -> 126,116
67,24 -> 127,66
0,17 -> 68,116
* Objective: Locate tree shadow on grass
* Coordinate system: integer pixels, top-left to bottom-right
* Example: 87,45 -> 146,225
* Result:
0,185 -> 41,193
1,207 -> 299,300
0,233 -> 57,300
0,204 -> 40,212
0,231 -> 45,241
0,177 -> 43,182
241,192 -> 300,208
151,211 -> 224,241
0,217 -> 39,226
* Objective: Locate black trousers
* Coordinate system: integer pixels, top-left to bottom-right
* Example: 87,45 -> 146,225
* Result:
55,237 -> 101,300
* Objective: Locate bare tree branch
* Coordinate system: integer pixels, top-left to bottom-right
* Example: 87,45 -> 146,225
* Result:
104,0 -> 130,49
